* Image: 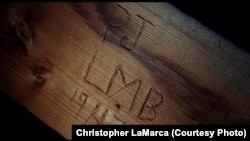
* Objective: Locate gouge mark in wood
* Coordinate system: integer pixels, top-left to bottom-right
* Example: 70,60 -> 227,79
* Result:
114,114 -> 128,125
101,109 -> 109,122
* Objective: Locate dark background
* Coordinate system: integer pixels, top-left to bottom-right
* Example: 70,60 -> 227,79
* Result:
169,0 -> 250,53
1,1 -> 249,140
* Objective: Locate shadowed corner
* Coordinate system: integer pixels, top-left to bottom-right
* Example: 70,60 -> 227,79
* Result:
0,91 -> 67,140
167,0 -> 250,54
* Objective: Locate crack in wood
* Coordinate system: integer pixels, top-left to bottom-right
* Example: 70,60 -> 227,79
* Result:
15,17 -> 33,54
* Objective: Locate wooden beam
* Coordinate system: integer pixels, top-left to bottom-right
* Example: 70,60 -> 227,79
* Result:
0,2 -> 250,139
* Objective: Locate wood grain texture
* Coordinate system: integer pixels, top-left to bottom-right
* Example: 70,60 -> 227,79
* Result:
0,2 -> 250,139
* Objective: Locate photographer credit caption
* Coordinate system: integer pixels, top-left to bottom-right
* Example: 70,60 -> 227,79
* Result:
74,128 -> 247,138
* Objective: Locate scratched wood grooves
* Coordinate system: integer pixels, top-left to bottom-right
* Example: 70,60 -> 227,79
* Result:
0,2 -> 250,140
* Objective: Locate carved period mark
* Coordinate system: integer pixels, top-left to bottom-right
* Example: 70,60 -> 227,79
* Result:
115,103 -> 121,110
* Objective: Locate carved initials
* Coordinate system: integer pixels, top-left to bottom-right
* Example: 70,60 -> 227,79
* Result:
103,3 -> 154,50
138,87 -> 163,121
70,3 -> 163,123
84,51 -> 142,112
103,3 -> 130,42
106,65 -> 142,111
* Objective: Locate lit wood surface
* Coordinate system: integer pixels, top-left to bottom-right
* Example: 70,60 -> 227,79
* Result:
0,2 -> 250,140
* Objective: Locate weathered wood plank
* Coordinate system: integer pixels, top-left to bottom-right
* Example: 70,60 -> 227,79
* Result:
0,2 -> 250,139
